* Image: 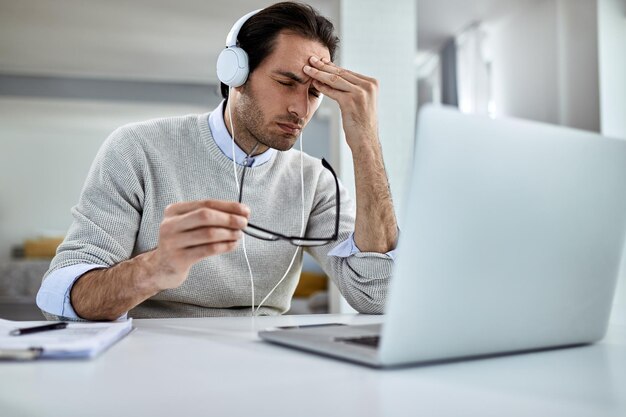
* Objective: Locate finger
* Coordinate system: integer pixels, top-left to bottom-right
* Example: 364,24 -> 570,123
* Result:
178,227 -> 242,249
183,240 -> 240,262
311,79 -> 344,102
165,199 -> 250,217
319,57 -> 378,85
165,207 -> 248,234
303,63 -> 354,92
311,57 -> 373,87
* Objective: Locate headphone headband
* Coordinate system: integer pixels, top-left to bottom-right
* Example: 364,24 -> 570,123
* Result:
225,9 -> 262,47
217,9 -> 262,87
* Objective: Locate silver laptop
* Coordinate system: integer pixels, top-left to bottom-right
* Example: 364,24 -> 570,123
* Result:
259,105 -> 626,368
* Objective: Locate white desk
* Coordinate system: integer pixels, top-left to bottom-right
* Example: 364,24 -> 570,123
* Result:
1,314 -> 625,417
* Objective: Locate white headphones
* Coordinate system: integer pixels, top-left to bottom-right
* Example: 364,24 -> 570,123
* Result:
216,9 -> 261,88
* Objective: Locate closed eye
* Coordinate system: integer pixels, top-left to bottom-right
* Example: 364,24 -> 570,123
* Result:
277,79 -> 320,98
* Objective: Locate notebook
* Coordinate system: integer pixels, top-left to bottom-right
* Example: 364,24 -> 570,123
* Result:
0,318 -> 133,360
259,105 -> 626,368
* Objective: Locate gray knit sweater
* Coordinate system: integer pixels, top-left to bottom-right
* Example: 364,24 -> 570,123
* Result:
43,112 -> 393,318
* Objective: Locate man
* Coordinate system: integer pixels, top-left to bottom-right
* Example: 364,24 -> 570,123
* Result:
37,2 -> 398,321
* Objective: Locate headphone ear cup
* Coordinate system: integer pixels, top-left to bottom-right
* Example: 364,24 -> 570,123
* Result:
216,46 -> 250,87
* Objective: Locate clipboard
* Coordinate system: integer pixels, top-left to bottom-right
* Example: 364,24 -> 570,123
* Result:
0,347 -> 43,360
0,318 -> 133,360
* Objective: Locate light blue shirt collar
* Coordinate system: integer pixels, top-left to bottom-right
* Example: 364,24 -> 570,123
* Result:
208,101 -> 276,167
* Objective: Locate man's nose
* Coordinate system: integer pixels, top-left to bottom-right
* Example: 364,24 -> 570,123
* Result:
287,90 -> 310,119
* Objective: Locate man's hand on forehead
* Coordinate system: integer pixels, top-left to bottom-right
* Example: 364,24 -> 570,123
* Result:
303,56 -> 379,149
304,57 -> 354,92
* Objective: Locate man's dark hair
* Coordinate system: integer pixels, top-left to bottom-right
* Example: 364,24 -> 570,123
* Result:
220,1 -> 339,100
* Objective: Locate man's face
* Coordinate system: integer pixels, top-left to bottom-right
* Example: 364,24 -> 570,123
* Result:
232,31 -> 331,152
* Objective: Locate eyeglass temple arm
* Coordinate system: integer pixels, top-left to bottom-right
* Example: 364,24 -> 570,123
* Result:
321,158 -> 340,239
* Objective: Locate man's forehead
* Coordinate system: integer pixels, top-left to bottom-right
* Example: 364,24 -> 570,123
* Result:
257,32 -> 330,82
276,31 -> 330,51
270,32 -> 330,63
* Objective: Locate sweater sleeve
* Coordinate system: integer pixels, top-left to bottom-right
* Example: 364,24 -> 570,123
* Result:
39,127 -> 146,320
305,167 -> 394,314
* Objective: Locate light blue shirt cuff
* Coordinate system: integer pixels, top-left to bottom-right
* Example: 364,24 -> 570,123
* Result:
36,263 -> 127,320
327,232 -> 397,259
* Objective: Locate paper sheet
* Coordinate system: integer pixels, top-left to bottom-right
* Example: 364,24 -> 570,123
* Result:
0,318 -> 133,359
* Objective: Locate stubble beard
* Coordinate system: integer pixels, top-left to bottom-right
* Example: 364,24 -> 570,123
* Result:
234,86 -> 302,153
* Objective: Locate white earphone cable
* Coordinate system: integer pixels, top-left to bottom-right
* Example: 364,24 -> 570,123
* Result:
255,133 -> 305,315
227,92 -> 256,317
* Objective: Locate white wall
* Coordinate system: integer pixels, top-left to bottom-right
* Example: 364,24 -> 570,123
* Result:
487,0 -> 560,124
0,0 -> 225,83
486,0 -> 600,132
597,0 -> 626,324
556,0 -> 600,132
0,0 -> 339,84
598,0 -> 626,139
336,0 -> 417,211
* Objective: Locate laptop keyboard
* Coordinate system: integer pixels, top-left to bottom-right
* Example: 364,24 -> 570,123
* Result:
335,335 -> 380,348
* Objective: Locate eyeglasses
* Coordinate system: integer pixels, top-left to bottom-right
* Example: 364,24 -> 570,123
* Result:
238,158 -> 340,246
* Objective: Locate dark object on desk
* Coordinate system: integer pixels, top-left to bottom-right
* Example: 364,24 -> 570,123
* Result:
0,296 -> 45,321
10,322 -> 67,336
0,259 -> 52,321
11,245 -> 25,259
0,347 -> 43,360
0,260 -> 51,297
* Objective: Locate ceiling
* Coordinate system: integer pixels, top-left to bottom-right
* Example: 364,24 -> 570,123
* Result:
0,0 -> 535,83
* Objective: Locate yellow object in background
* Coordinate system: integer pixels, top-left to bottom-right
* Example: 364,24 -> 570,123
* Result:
294,272 -> 327,298
23,237 -> 64,259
